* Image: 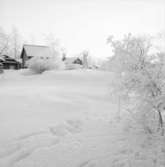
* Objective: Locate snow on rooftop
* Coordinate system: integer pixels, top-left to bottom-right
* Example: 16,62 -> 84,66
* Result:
22,44 -> 53,58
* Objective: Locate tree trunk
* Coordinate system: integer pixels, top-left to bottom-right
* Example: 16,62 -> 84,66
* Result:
157,109 -> 164,136
116,96 -> 121,121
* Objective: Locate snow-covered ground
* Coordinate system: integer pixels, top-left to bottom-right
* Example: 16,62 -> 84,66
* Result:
0,70 -> 165,167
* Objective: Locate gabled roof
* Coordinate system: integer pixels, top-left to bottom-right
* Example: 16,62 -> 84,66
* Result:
21,44 -> 53,58
0,55 -> 21,64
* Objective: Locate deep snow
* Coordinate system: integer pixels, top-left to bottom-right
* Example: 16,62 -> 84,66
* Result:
0,70 -> 165,167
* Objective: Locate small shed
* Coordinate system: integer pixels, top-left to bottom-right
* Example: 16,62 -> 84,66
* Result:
20,44 -> 53,68
0,55 -> 21,70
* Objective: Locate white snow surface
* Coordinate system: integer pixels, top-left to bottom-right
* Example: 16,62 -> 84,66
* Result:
0,69 -> 165,167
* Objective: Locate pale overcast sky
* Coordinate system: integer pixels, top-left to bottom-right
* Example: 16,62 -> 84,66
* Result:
0,0 -> 165,58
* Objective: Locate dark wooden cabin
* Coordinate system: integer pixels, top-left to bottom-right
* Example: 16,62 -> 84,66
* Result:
0,55 -> 21,70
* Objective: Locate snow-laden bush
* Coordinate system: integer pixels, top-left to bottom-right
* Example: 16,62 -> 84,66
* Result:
107,34 -> 165,135
27,55 -> 65,74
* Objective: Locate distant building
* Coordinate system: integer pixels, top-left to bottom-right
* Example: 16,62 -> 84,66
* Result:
73,58 -> 83,65
0,55 -> 21,70
64,57 -> 83,65
63,53 -> 93,70
63,56 -> 83,70
20,44 -> 53,68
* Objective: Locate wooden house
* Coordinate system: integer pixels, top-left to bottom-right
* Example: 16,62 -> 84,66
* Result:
0,55 -> 21,70
20,44 -> 53,68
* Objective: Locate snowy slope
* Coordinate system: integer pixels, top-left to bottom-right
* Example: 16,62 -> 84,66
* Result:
0,70 -> 165,167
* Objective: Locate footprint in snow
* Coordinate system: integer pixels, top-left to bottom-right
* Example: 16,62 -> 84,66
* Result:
0,119 -> 83,166
0,142 -> 22,159
65,119 -> 83,133
49,120 -> 83,137
49,124 -> 69,137
78,160 -> 96,167
9,147 -> 34,165
15,130 -> 47,141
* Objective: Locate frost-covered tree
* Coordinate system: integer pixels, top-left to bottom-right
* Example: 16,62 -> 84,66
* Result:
44,33 -> 61,57
10,27 -> 22,59
107,34 -> 165,135
82,50 -> 89,69
0,26 -> 22,58
0,27 -> 9,56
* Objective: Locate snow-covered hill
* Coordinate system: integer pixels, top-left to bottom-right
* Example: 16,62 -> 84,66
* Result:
0,70 -> 164,167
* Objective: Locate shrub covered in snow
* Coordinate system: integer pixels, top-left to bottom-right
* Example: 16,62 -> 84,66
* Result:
108,34 -> 165,135
27,55 -> 65,74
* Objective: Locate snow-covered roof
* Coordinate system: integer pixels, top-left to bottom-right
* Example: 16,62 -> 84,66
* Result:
21,44 -> 53,58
